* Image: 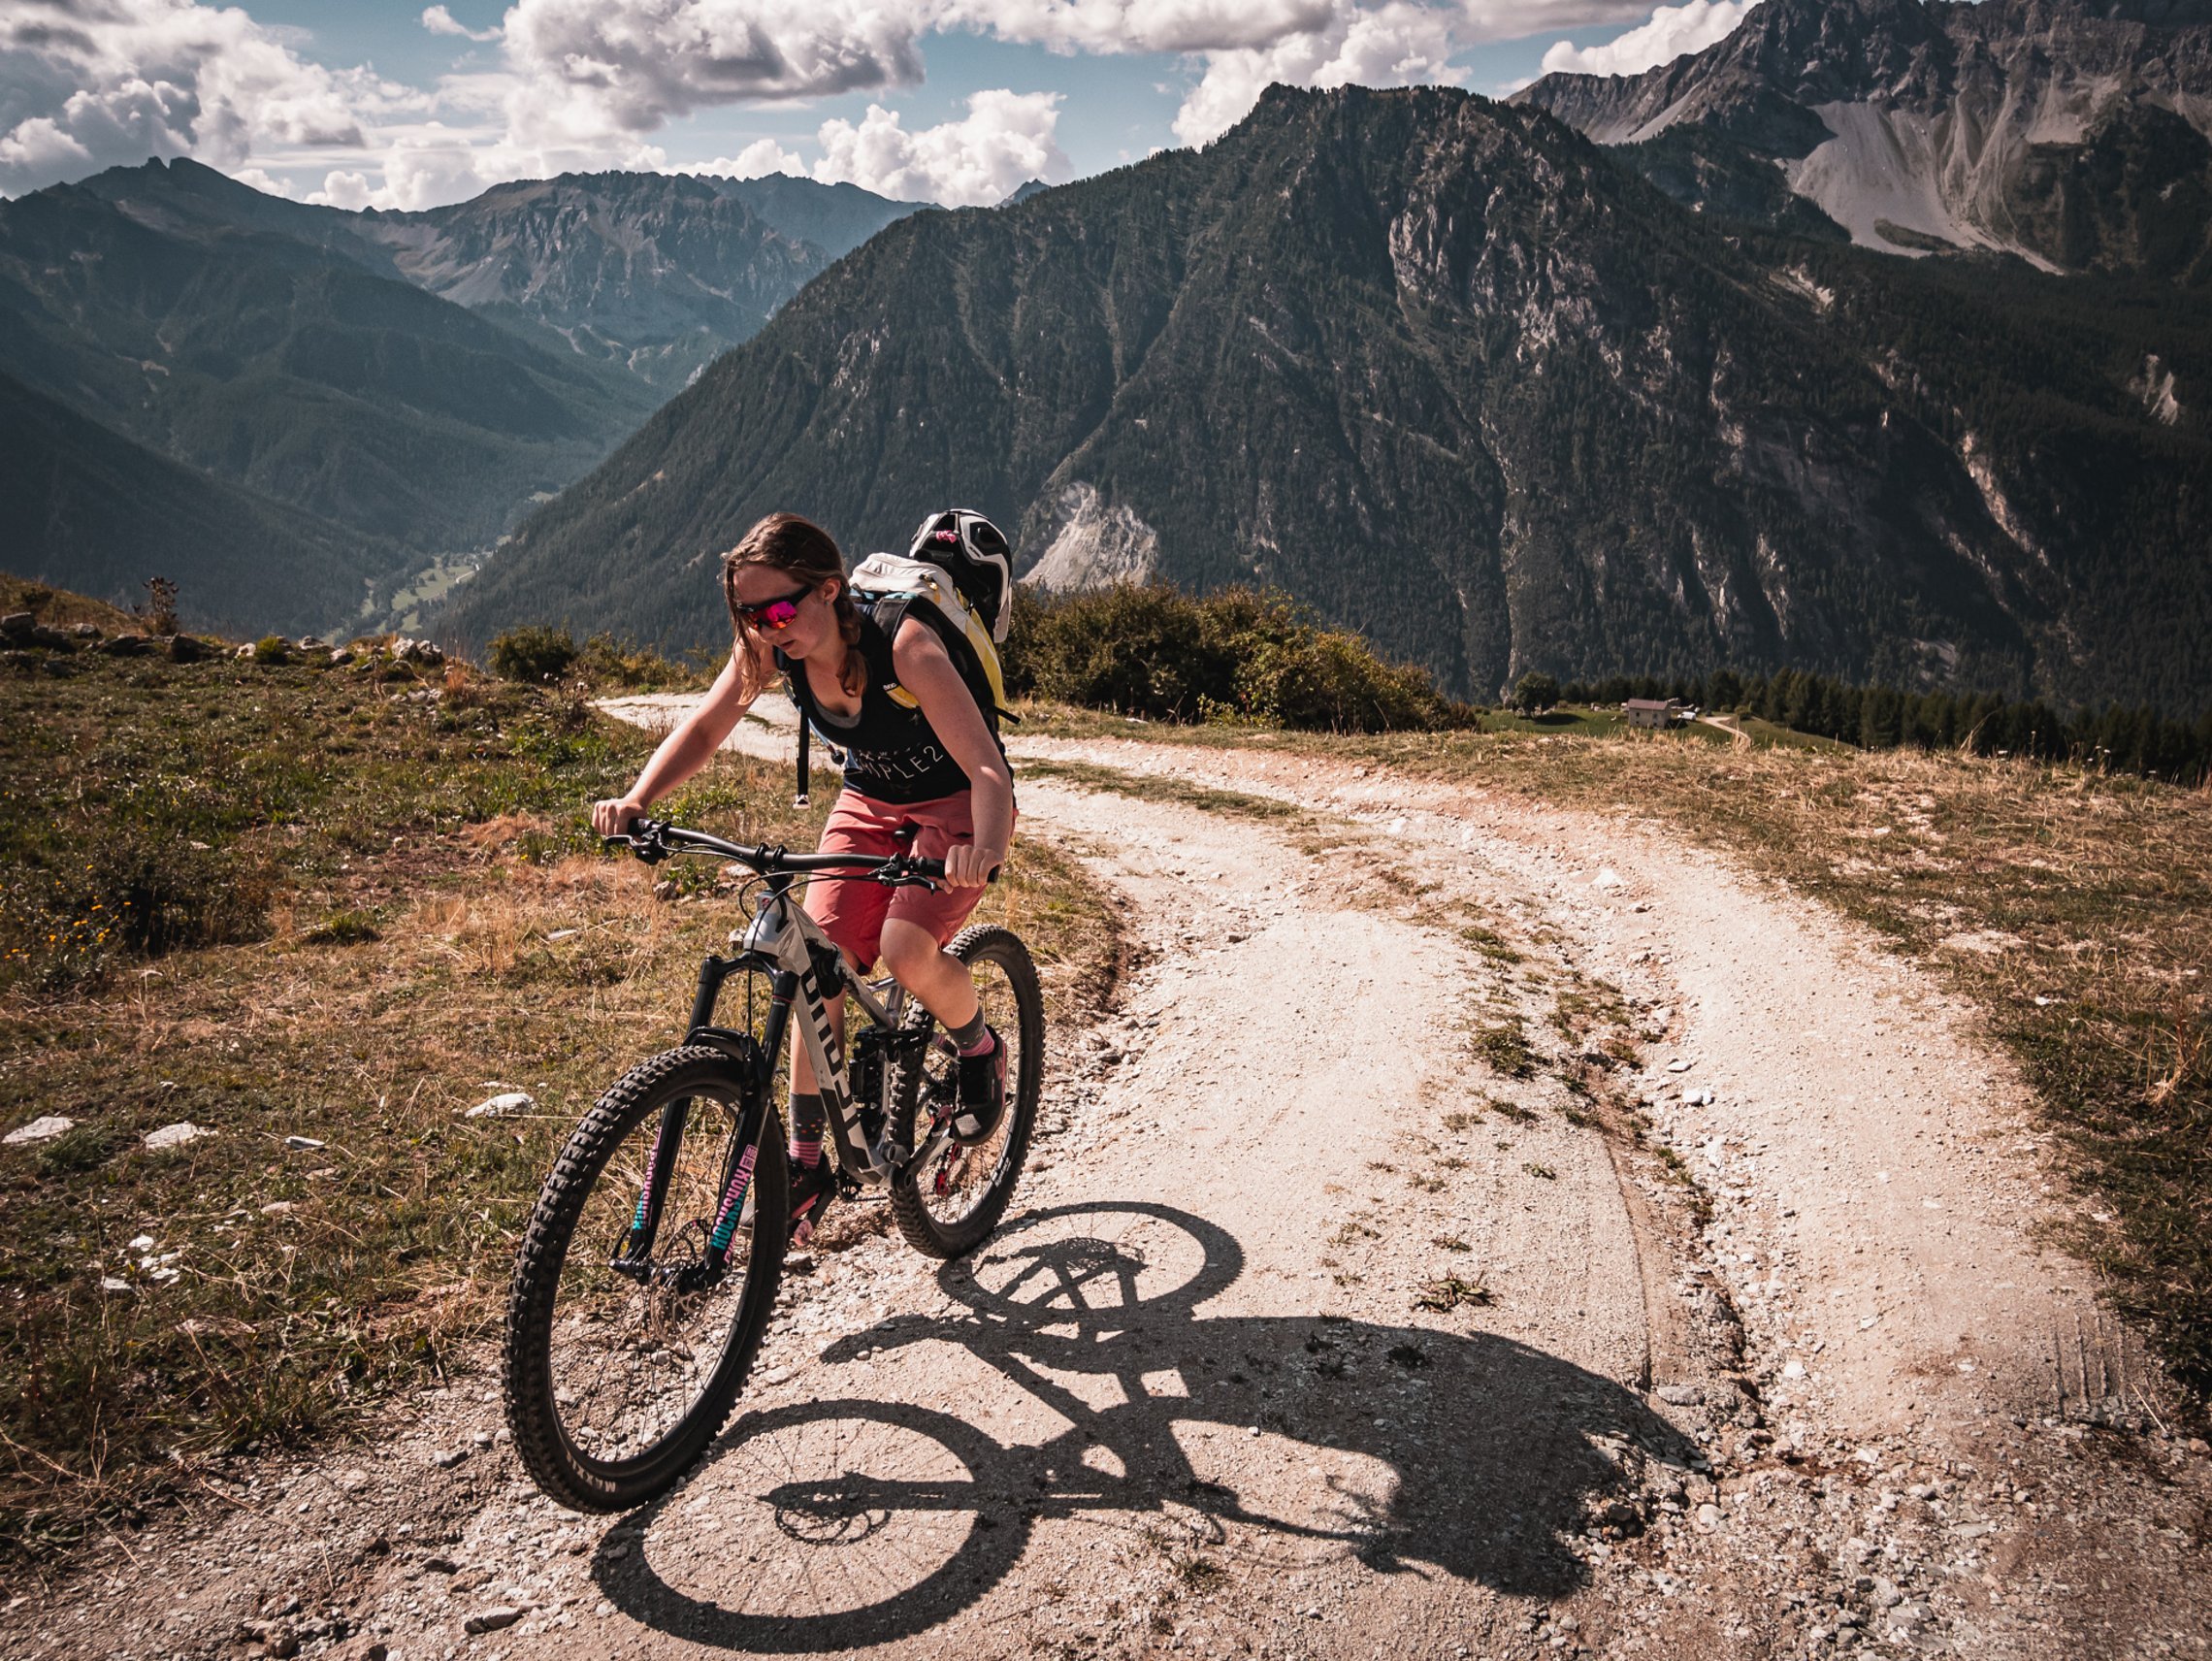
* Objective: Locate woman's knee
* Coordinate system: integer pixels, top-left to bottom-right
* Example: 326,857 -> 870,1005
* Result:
876,919 -> 942,980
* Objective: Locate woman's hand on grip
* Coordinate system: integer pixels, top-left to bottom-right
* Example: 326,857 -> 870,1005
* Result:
944,842 -> 1002,889
591,796 -> 648,839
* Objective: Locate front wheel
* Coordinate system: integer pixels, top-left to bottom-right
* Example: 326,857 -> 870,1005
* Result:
504,1047 -> 787,1511
887,925 -> 1043,1258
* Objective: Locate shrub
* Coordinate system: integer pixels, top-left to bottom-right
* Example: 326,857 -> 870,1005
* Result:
1006,582 -> 1473,732
572,634 -> 696,691
3,829 -> 269,989
489,625 -> 579,684
1237,632 -> 1459,733
252,635 -> 290,665
91,831 -> 268,957
1512,671 -> 1560,714
137,577 -> 180,636
1002,584 -> 1220,717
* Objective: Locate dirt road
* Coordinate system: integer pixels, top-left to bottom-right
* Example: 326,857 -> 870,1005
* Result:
10,701 -> 2207,1661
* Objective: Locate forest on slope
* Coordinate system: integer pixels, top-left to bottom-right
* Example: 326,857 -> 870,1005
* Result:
445,84 -> 2211,712
0,370 -> 400,636
0,159 -> 916,636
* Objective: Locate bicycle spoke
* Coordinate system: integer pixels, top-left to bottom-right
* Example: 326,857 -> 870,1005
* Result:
545,1092 -> 755,1461
506,1036 -> 788,1509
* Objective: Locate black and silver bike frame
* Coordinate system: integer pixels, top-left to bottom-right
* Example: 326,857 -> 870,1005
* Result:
716,869 -> 918,1185
617,867 -> 948,1286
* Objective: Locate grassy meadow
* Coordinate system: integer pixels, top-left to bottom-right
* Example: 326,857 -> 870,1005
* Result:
0,633 -> 1119,1557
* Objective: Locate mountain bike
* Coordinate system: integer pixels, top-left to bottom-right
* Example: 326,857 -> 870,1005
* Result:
502,819 -> 1044,1512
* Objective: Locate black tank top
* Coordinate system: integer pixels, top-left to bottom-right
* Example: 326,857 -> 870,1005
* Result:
778,607 -> 1002,804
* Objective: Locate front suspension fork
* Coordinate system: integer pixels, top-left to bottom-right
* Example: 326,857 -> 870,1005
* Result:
612,955 -> 775,1285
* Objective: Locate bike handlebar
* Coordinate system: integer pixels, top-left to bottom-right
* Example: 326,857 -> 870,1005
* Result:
604,818 -> 991,885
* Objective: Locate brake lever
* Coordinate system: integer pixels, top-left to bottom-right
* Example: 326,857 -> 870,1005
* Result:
604,821 -> 670,865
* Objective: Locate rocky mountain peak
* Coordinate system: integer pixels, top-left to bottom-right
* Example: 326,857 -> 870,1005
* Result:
443,81 -> 2210,717
1518,0 -> 2212,270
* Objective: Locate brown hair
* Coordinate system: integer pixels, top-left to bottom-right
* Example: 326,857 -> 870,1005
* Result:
720,512 -> 864,702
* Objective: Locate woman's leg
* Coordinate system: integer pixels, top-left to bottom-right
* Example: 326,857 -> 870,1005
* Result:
880,918 -> 1000,1134
877,918 -> 979,1029
877,791 -> 1012,1032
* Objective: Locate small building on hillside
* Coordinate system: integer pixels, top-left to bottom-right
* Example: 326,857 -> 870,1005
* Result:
1623,698 -> 1689,729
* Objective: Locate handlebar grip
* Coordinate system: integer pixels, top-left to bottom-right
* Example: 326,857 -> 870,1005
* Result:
906,858 -> 999,884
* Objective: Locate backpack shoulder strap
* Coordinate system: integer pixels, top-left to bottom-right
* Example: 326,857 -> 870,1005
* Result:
858,588 -> 1010,724
775,647 -> 813,807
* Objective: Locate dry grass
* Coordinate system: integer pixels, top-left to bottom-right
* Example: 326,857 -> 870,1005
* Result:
0,575 -> 141,633
0,652 -> 1122,1558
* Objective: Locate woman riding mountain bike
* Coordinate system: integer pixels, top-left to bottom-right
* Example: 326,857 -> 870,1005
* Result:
590,510 -> 1017,1247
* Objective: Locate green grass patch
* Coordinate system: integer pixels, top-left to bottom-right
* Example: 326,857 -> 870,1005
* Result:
1480,704 -> 1630,738
1731,715 -> 1856,754
1472,1018 -> 1539,1080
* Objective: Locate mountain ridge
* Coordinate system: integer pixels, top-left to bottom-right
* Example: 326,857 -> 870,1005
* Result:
1517,0 -> 2212,273
347,169 -> 922,391
441,82 -> 2211,710
0,158 -> 921,630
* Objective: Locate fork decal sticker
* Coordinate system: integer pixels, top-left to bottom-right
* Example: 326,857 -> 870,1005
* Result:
798,964 -> 854,1124
708,1141 -> 759,1253
631,1124 -> 665,1235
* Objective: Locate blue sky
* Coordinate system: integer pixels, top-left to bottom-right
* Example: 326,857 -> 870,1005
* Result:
0,1 -> 1761,209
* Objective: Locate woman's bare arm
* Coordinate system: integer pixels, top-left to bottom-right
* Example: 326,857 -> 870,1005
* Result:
893,619 -> 1012,888
589,637 -> 770,835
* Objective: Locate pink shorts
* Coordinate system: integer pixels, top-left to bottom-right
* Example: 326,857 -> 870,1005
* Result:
805,788 -> 1011,969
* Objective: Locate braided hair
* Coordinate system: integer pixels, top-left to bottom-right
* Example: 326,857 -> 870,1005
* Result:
720,512 -> 865,703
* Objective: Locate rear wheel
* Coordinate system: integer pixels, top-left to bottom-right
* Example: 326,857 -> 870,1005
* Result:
504,1047 -> 787,1511
887,926 -> 1043,1258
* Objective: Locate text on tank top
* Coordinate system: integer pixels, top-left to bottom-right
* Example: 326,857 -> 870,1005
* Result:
777,608 -> 1000,804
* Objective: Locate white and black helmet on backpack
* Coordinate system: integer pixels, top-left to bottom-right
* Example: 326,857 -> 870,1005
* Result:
908,508 -> 1013,643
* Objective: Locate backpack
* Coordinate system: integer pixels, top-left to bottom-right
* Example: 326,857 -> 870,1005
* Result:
791,511 -> 1016,804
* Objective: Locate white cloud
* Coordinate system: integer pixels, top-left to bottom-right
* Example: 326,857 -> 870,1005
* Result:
1539,0 -> 1757,78
421,6 -> 504,45
496,0 -> 931,150
813,89 -> 1065,207
228,164 -> 293,195
481,0 -> 1676,184
0,0 -> 407,195
945,0 -> 1338,56
308,168 -> 375,209
2,0 -> 1708,211
678,137 -> 808,179
1172,0 -> 1463,147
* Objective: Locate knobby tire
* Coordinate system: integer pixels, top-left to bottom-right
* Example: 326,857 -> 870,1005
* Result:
887,925 -> 1044,1258
504,1046 -> 788,1512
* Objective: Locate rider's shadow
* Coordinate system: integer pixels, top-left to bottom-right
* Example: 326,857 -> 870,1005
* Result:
592,1200 -> 1693,1653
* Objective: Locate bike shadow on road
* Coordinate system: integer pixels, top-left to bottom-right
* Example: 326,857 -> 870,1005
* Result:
591,1199 -> 1692,1652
